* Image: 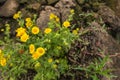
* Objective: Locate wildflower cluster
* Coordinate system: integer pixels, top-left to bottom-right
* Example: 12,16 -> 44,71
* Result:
13,11 -> 21,19
0,49 -> 7,66
0,9 -> 78,80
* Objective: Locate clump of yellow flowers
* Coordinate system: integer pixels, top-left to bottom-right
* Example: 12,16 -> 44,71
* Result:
32,47 -> 45,60
0,49 -> 7,67
0,9 -> 78,80
13,11 -> 21,19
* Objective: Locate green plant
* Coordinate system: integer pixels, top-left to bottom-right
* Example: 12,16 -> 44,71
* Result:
73,56 -> 113,80
0,10 -> 79,80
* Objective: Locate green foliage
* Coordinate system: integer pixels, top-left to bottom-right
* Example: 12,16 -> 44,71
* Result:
74,56 -> 113,80
0,10 -> 78,80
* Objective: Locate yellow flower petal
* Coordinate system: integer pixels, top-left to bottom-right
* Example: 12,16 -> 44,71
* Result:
13,11 -> 21,19
25,18 -> 31,22
50,13 -> 56,20
63,21 -> 70,28
44,28 -> 52,34
32,26 -> 40,34
29,44 -> 35,54
0,49 -> 2,53
20,33 -> 29,42
72,30 -> 78,35
36,47 -> 45,55
0,58 -> 7,66
32,51 -> 40,60
25,22 -> 33,28
70,9 -> 74,14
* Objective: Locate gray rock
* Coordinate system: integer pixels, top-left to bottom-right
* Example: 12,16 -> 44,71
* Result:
0,0 -> 19,17
104,0 -> 120,18
36,6 -> 59,30
36,0 -> 76,30
68,21 -> 120,80
89,22 -> 120,55
98,5 -> 120,30
27,3 -> 41,11
55,0 -> 76,22
88,22 -> 120,80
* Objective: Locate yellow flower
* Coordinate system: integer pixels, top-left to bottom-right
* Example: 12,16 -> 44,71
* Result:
13,14 -> 19,19
45,39 -> 51,43
63,21 -> 70,28
25,22 -> 33,28
70,9 -> 74,14
0,58 -> 6,66
10,63 -> 13,67
20,33 -> 29,42
1,29 -> 4,32
13,11 -> 21,19
50,13 -> 56,20
32,26 -> 40,34
34,62 -> 41,69
0,49 -> 2,53
56,17 -> 60,22
32,51 -> 40,60
18,11 -> 21,14
48,58 -> 53,63
36,47 -> 45,55
16,27 -> 26,32
0,49 -> 3,58
76,28 -> 79,31
57,46 -> 61,50
53,64 -> 57,69
16,27 -> 26,37
25,18 -> 31,22
55,59 -> 59,63
29,44 -> 35,54
7,55 -> 11,59
72,30 -> 78,35
44,28 -> 52,34
32,47 -> 45,60
25,17 -> 33,28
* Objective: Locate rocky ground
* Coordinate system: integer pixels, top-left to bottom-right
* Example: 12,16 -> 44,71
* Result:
0,0 -> 120,80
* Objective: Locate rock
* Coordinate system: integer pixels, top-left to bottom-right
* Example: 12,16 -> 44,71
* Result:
104,0 -> 120,18
47,0 -> 59,5
0,0 -> 6,3
89,22 -> 120,55
0,0 -> 19,17
111,55 -> 120,80
36,0 -> 76,29
68,21 -> 120,80
55,0 -> 76,22
98,5 -> 120,30
20,8 -> 33,18
36,6 -> 59,30
27,3 -> 41,11
38,0 -> 47,4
